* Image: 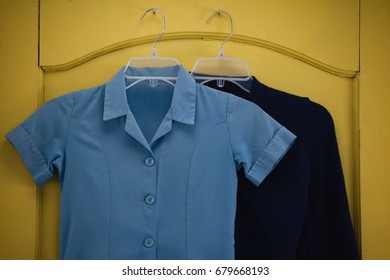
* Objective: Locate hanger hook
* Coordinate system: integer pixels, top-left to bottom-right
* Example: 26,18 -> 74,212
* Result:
206,9 -> 233,57
140,8 -> 166,57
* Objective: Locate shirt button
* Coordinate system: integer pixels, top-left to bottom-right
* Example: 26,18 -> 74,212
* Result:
145,194 -> 155,205
144,157 -> 155,167
143,237 -> 154,248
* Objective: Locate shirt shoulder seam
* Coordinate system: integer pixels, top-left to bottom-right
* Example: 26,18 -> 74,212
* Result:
64,93 -> 76,163
225,94 -> 236,163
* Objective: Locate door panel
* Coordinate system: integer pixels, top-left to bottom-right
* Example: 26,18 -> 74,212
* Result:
40,0 -> 359,71
4,0 -> 388,261
0,0 -> 362,259
39,0 -> 360,259
360,0 -> 390,260
0,0 -> 39,260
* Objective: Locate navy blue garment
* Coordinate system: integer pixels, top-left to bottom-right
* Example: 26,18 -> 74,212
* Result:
204,77 -> 359,260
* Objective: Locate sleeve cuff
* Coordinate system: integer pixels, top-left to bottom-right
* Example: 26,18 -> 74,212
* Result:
6,125 -> 53,186
246,126 -> 297,186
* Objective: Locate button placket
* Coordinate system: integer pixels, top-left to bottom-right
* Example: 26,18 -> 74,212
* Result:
142,152 -> 157,256
143,155 -> 156,206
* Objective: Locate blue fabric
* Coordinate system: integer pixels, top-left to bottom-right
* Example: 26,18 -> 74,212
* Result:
6,66 -> 296,260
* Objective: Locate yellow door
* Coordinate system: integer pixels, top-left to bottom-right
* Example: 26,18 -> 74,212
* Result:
1,0 -> 389,260
0,0 -> 40,260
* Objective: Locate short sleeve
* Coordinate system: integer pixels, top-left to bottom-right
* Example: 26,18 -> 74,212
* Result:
227,95 -> 296,186
6,94 -> 74,186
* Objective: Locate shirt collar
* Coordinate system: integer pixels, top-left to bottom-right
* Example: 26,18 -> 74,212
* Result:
103,65 -> 197,125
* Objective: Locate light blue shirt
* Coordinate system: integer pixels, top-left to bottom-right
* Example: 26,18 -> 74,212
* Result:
6,65 -> 296,260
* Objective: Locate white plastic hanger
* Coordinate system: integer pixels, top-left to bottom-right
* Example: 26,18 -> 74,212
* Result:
124,8 -> 180,89
191,10 -> 252,93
